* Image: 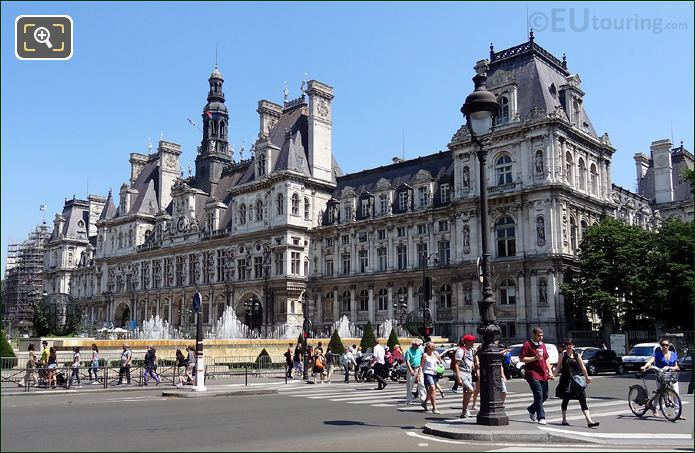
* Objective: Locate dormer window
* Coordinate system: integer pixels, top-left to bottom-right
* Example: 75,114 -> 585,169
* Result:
277,194 -> 284,215
379,194 -> 389,215
327,205 -> 336,223
497,96 -> 510,125
256,200 -> 263,221
417,186 -> 429,208
440,183 -> 451,204
239,204 -> 246,225
291,193 -> 299,216
257,153 -> 266,177
361,199 -> 370,218
573,99 -> 581,125
398,191 -> 408,211
343,204 -> 352,221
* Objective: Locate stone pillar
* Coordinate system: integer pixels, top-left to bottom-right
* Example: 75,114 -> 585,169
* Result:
316,292 -> 323,328
387,285 -> 394,320
368,286 -> 375,324
350,287 -> 357,322
407,284 -> 414,312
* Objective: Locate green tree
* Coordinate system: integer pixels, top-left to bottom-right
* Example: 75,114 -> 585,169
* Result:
0,329 -> 15,358
327,329 -> 345,355
360,321 -> 377,352
32,305 -> 51,337
387,327 -> 400,351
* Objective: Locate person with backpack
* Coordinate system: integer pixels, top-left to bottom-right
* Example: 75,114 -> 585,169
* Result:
312,348 -> 325,384
143,346 -> 161,385
284,343 -> 294,379
454,335 -> 476,418
116,343 -> 132,386
324,348 -> 335,383
66,346 -> 81,389
340,348 -> 356,383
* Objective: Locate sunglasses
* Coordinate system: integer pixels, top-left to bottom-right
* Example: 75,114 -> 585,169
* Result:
661,343 -> 669,347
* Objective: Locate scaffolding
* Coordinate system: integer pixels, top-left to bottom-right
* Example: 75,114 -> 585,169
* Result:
3,223 -> 51,324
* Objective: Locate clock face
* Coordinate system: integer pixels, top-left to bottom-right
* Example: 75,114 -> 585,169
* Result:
177,217 -> 188,233
317,99 -> 329,118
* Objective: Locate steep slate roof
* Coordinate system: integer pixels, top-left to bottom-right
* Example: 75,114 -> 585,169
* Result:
99,191 -> 116,221
128,161 -> 160,216
332,151 -> 454,197
488,39 -> 598,138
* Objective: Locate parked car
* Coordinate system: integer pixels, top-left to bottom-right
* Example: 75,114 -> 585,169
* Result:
577,348 -> 625,375
680,354 -> 692,370
621,342 -> 676,372
508,343 -> 559,378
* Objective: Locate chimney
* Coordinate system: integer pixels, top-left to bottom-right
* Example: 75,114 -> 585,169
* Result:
633,153 -> 650,196
157,140 -> 182,210
129,153 -> 148,185
651,139 -> 674,204
257,100 -> 282,138
306,80 -> 335,183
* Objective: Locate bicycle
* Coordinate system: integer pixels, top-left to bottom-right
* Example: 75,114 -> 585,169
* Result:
627,366 -> 682,422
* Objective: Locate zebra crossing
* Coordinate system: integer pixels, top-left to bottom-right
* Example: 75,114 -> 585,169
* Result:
277,381 -> 689,423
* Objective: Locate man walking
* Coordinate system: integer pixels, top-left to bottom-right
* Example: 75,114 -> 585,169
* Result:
455,334 -> 476,418
116,343 -> 132,386
405,339 -> 423,404
520,327 -> 554,425
285,343 -> 294,379
372,339 -> 388,390
143,346 -> 161,385
340,348 -> 356,383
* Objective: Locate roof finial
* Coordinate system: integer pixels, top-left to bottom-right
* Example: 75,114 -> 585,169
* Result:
301,72 -> 308,94
529,28 -> 535,43
561,53 -> 567,70
215,44 -> 218,68
188,165 -> 192,178
240,141 -> 245,160
489,43 -> 494,60
283,81 -> 289,104
147,137 -> 153,152
681,140 -> 684,149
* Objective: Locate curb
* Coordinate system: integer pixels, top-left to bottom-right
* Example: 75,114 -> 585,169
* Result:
423,422 -> 588,444
161,389 -> 278,398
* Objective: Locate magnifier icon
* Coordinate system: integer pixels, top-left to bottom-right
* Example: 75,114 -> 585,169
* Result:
33,27 -> 53,49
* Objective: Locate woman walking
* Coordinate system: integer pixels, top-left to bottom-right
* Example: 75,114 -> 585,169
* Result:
89,344 -> 100,384
22,343 -> 38,388
46,347 -> 58,389
420,341 -> 444,414
175,349 -> 187,388
554,339 -> 599,428
67,346 -> 81,389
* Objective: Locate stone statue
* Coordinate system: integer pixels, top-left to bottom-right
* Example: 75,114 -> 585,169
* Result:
462,225 -> 471,254
538,279 -> 548,305
535,151 -> 544,174
462,166 -> 470,189
536,216 -> 546,245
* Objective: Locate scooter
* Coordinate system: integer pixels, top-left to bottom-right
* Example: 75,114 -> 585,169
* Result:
355,354 -> 375,382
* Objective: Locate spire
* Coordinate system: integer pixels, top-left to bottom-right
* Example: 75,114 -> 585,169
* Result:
562,53 -> 567,70
529,28 -> 535,43
489,43 -> 495,61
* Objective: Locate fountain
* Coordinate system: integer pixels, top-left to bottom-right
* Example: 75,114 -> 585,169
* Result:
137,315 -> 182,340
378,318 -> 407,339
333,315 -> 362,338
208,307 -> 254,339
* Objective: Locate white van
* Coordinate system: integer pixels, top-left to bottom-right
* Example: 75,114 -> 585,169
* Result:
509,342 -> 559,377
622,342 -> 675,372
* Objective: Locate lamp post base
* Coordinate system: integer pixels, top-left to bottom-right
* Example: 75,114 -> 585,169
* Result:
475,346 -> 509,426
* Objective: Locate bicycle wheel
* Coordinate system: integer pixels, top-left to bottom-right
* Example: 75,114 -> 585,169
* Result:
659,387 -> 682,422
628,385 -> 649,417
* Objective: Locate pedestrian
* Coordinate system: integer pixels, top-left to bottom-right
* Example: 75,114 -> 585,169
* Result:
89,344 -> 100,384
372,339 -> 388,390
405,339 -> 423,404
500,348 -> 508,405
468,343 -> 480,410
143,346 -> 161,385
40,340 -> 50,365
22,343 -> 38,388
293,343 -> 303,378
175,349 -> 187,387
67,346 -> 82,389
354,345 -> 363,363
312,348 -> 325,384
420,341 -> 444,414
520,327 -> 555,425
641,338 -> 686,420
116,343 -> 132,386
325,347 -> 335,383
285,343 -> 294,379
554,339 -> 599,427
454,335 -> 476,418
392,344 -> 403,364
315,341 -> 324,354
186,345 -> 196,385
46,347 -> 58,389
340,348 -> 356,383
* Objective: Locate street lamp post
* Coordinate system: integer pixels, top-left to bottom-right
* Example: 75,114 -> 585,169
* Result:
262,244 -> 271,338
393,297 -> 408,336
461,59 -> 508,426
244,299 -> 261,336
420,252 -> 439,340
302,294 -> 311,381
192,290 -> 206,391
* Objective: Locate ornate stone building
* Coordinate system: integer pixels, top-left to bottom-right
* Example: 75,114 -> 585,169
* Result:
44,36 -> 687,342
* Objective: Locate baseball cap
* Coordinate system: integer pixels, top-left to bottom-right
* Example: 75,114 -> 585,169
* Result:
463,334 -> 476,342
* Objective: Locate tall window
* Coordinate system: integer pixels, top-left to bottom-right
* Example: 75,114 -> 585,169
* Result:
340,291 -> 351,312
291,252 -> 301,275
398,191 -> 408,211
274,251 -> 284,275
440,183 -> 451,203
570,217 -> 578,251
379,194 -> 389,214
324,292 -> 334,314
495,155 -> 513,185
325,259 -> 333,277
418,186 -> 429,207
327,206 -> 335,223
237,258 -> 246,280
254,256 -> 263,279
590,164 -> 598,195
580,219 -> 588,238
397,245 -> 407,270
417,243 -> 428,268
578,158 -> 586,191
439,284 -> 452,308
565,152 -> 574,186
497,96 -> 509,124
359,290 -> 369,311
239,204 -> 246,225
499,278 -> 516,305
343,204 -> 352,221
277,194 -> 284,215
256,200 -> 263,221
257,153 -> 266,176
377,247 -> 387,272
342,253 -> 351,275
304,197 -> 310,220
291,194 -> 299,215
377,230 -> 386,241
361,199 -> 370,218
377,289 -> 388,311
495,216 -> 516,257
438,240 -> 450,265
358,250 -> 368,273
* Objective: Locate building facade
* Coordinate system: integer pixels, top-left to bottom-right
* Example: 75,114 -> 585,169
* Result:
39,36 -> 688,343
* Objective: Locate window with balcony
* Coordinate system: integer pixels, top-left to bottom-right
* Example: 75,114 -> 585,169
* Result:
397,245 -> 408,270
495,216 -> 516,257
495,154 -> 513,185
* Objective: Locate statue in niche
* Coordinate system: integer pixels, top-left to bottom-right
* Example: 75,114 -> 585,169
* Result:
536,216 -> 546,246
535,151 -> 544,174
462,166 -> 470,190
463,285 -> 472,306
462,225 -> 471,254
538,279 -> 548,305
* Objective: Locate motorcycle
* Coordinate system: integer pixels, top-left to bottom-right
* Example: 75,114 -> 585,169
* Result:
355,353 -> 375,383
389,360 -> 404,382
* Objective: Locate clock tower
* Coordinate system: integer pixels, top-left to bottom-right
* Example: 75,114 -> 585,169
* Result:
195,65 -> 231,195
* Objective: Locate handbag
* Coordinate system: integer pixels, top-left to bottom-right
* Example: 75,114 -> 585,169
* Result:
435,363 -> 445,375
571,374 -> 587,389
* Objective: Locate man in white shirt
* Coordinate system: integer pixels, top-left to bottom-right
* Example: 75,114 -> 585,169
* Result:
372,340 -> 388,390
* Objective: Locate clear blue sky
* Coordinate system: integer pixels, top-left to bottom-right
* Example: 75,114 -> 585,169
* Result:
2,1 -> 693,272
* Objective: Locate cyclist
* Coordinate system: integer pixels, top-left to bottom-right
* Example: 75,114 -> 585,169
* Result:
641,338 -> 685,419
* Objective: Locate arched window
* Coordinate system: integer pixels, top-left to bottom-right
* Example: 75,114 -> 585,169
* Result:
257,153 -> 266,177
499,278 -> 516,305
239,204 -> 246,225
377,289 -> 388,311
396,286 -> 408,306
277,194 -> 284,215
359,290 -> 369,311
495,216 -> 516,257
565,152 -> 574,186
570,216 -> 578,251
291,193 -> 299,216
304,197 -> 310,221
219,120 -> 225,138
497,96 -> 509,125
573,99 -> 581,125
578,158 -> 586,191
439,284 -> 452,308
340,291 -> 351,312
580,219 -> 588,239
590,164 -> 598,195
211,119 -> 217,135
256,200 -> 263,222
495,154 -> 513,185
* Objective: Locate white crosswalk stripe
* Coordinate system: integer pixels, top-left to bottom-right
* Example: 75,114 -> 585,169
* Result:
276,381 -> 689,423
